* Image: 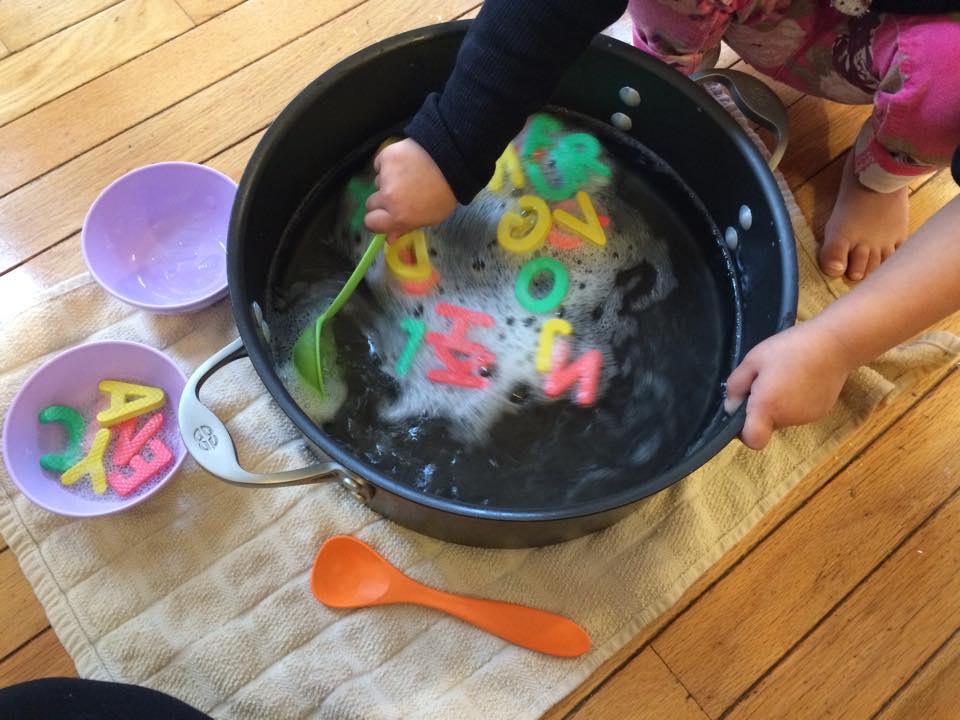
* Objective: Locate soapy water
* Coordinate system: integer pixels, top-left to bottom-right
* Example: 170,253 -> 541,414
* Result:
266,111 -> 739,510
38,391 -> 180,503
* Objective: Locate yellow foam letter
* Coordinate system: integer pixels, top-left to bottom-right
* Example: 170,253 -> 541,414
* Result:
497,195 -> 550,254
552,191 -> 606,248
487,145 -> 525,192
97,381 -> 166,427
61,428 -> 111,495
385,230 -> 433,282
536,319 -> 573,373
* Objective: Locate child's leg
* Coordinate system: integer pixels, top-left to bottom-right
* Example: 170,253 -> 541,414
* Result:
820,14 -> 960,280
627,0 -> 744,75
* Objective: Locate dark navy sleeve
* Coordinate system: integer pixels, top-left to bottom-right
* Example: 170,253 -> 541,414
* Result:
405,0 -> 628,204
872,0 -> 960,12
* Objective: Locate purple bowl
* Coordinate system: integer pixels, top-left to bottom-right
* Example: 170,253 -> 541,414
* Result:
82,162 -> 236,314
2,341 -> 188,517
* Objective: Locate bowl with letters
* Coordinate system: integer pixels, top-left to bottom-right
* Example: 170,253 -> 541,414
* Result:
3,341 -> 187,517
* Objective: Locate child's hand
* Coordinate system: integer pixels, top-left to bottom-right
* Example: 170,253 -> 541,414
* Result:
724,323 -> 855,450
365,139 -> 457,236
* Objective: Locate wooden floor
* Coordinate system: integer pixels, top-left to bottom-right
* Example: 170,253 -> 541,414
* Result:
1,2 -> 958,717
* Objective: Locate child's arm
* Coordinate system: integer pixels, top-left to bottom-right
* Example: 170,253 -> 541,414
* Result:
726,190 -> 960,450
365,0 -> 627,236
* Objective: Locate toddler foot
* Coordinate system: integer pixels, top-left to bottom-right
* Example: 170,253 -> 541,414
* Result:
820,152 -> 909,282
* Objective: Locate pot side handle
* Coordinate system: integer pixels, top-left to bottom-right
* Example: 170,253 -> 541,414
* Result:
178,337 -> 344,487
692,67 -> 789,172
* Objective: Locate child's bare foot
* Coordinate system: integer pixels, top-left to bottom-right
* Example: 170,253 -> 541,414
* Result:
820,152 -> 909,282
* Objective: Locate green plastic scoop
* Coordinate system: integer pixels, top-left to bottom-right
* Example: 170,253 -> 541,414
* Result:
293,233 -> 386,394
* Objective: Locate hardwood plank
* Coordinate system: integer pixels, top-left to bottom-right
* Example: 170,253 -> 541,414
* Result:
0,37 -> 7,58
0,551 -> 50,659
728,490 -> 960,717
0,0 -> 193,127
0,0 -> 362,197
574,649 -> 708,720
0,0 -> 477,269
0,128 -> 265,322
779,97 -> 871,189
651,369 -> 960,717
877,630 -> 960,720
0,629 -> 75,688
174,0 -> 245,24
0,0 -> 122,52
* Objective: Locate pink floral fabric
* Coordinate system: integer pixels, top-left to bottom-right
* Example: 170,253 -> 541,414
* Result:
628,0 -> 960,191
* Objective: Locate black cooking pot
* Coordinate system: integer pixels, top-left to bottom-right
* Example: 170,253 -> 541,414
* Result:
179,22 -> 797,547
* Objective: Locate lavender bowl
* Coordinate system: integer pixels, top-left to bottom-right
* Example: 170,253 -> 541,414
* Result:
2,341 -> 188,517
82,162 -> 236,314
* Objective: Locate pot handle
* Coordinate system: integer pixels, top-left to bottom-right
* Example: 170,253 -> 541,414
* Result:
178,337 -> 345,487
693,67 -> 789,172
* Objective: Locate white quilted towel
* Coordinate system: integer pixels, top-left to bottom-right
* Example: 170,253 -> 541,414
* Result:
2,104 -> 959,720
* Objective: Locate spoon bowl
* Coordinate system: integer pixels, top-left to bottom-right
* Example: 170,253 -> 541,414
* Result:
310,534 -> 393,607
310,536 -> 591,657
293,233 -> 385,394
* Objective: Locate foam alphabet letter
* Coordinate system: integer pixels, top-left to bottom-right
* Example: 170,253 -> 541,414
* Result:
552,191 -> 607,248
385,230 -> 433,283
497,195 -> 550,254
536,319 -> 573,373
521,114 -> 562,159
61,428 -> 111,494
111,412 -> 165,467
551,133 -> 611,187
487,144 -> 525,192
96,381 -> 166,427
108,438 -> 174,497
426,304 -> 496,389
396,317 -> 427,377
515,257 -> 570,314
38,405 -> 86,474
544,339 -> 602,406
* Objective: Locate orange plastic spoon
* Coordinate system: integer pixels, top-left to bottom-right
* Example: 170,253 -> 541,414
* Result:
310,535 -> 591,658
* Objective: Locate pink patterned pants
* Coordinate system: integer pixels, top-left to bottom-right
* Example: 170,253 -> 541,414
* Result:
628,0 -> 960,191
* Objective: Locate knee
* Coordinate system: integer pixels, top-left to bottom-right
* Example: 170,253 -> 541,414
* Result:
875,18 -> 960,166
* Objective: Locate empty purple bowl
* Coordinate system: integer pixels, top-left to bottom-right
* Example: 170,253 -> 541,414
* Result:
2,341 -> 188,517
82,162 -> 236,314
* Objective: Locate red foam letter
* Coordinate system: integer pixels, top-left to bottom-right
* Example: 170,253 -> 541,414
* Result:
426,303 -> 496,389
111,412 -> 165,467
543,339 -> 602,406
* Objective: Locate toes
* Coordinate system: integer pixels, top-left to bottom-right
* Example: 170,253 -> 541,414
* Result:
865,247 -> 882,277
880,245 -> 896,261
846,245 -> 871,282
819,236 -> 850,277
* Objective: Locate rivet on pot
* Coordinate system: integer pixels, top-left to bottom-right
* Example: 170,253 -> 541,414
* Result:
341,476 -> 374,503
739,205 -> 753,231
611,112 -> 632,131
619,86 -> 641,106
724,227 -> 739,251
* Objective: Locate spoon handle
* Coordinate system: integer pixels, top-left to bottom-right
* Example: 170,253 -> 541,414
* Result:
407,585 -> 591,657
322,233 -> 386,322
